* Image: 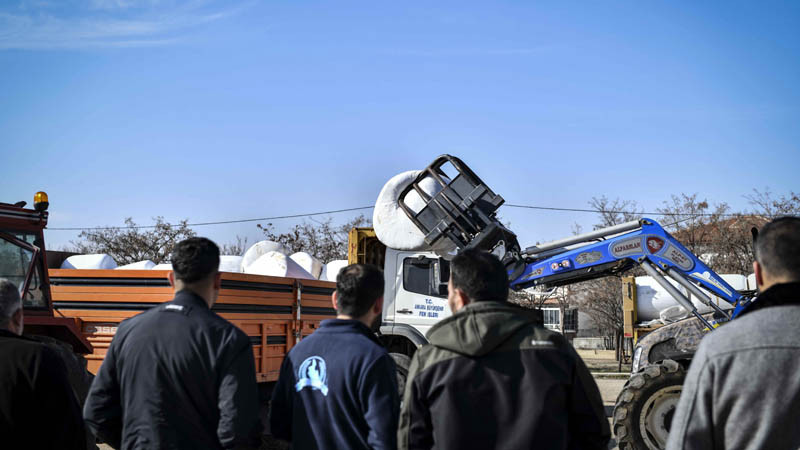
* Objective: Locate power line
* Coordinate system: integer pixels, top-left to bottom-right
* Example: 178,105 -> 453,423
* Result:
46,203 -> 746,232
504,204 -> 742,217
48,206 -> 375,231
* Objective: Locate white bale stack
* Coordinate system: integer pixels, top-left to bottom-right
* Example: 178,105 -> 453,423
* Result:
241,240 -> 290,272
219,256 -> 244,273
61,254 -> 117,270
319,260 -> 349,282
116,260 -> 155,270
244,251 -> 315,279
290,252 -> 323,279
372,170 -> 457,255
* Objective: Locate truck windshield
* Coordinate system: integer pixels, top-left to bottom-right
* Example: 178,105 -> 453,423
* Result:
0,231 -> 47,309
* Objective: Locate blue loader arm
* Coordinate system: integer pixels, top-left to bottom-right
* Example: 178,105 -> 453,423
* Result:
511,218 -> 746,322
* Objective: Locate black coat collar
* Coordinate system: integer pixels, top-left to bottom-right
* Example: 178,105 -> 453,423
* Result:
739,282 -> 800,317
318,319 -> 382,346
0,328 -> 38,342
172,289 -> 211,309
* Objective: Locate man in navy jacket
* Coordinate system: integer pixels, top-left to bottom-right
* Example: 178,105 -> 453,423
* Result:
84,238 -> 261,449
270,264 -> 399,450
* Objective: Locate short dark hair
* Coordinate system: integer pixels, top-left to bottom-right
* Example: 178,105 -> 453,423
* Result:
755,216 -> 800,281
171,237 -> 220,283
335,264 -> 384,318
450,248 -> 508,302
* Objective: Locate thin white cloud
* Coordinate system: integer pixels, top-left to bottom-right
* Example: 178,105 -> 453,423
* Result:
0,0 -> 251,50
386,46 -> 563,57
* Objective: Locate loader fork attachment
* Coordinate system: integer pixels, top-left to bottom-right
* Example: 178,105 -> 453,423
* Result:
397,155 -> 523,275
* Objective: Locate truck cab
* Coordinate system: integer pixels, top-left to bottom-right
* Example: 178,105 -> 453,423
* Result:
0,193 -> 91,354
0,193 -> 94,415
348,227 -> 451,361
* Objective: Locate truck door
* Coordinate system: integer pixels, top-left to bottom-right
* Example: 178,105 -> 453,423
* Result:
392,251 -> 451,336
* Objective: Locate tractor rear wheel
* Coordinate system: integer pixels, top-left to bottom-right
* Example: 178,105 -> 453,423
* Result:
613,359 -> 686,450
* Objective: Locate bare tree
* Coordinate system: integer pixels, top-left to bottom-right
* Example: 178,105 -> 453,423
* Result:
220,236 -> 249,256
574,197 -> 642,357
257,215 -> 371,262
71,217 -> 195,264
657,193 -> 730,253
745,188 -> 800,218
657,193 -> 767,275
589,195 -> 642,229
509,286 -> 559,310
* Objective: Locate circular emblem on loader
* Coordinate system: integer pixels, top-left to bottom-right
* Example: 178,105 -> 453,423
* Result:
646,237 -> 665,254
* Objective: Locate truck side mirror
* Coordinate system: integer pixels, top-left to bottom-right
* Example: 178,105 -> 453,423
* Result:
435,258 -> 450,296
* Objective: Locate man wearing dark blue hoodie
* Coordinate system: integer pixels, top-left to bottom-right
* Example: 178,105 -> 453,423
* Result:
270,264 -> 399,450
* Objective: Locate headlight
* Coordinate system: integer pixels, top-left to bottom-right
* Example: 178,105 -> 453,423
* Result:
632,346 -> 643,373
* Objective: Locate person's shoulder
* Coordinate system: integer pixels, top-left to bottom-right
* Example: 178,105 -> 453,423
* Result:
117,305 -> 159,330
205,312 -> 250,347
517,321 -> 573,352
412,340 -> 459,372
0,336 -> 70,374
0,335 -> 53,365
35,342 -> 70,372
700,305 -> 800,356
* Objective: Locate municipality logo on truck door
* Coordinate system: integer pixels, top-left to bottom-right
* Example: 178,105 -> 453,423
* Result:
295,356 -> 329,396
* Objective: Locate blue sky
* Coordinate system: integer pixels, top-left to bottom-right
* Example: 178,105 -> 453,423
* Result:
2,0 -> 798,254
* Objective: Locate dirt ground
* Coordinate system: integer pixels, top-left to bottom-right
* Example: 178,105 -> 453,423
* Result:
576,348 -> 632,373
98,349 -> 628,450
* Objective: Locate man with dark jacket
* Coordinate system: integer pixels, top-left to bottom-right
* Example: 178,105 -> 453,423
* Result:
83,237 -> 260,449
398,249 -> 610,450
270,264 -> 399,450
0,279 -> 86,450
667,216 -> 800,450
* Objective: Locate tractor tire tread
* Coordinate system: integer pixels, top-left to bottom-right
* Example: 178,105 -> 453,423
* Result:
613,359 -> 686,450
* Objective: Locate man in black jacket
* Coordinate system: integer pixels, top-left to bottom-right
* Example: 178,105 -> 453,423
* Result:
83,237 -> 260,449
398,249 -> 610,450
0,279 -> 86,450
270,264 -> 399,450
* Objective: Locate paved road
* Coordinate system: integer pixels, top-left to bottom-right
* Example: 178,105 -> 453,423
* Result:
594,376 -> 627,450
596,376 -> 626,413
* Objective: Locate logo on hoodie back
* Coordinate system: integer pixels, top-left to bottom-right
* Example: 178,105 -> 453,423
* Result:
295,356 -> 329,396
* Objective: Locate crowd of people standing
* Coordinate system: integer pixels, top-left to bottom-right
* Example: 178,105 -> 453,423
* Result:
1,216 -> 798,449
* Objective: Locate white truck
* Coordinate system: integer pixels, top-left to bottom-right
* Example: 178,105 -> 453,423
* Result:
347,227 -> 452,388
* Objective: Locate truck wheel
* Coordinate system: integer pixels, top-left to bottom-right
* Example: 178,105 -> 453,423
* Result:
389,353 -> 411,396
613,359 -> 685,450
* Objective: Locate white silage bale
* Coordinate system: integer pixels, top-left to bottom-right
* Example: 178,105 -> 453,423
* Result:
319,260 -> 349,282
241,241 -> 290,272
244,251 -> 315,279
290,252 -> 323,279
116,260 -> 156,270
373,170 -> 457,255
152,263 -> 173,270
635,274 -> 737,322
219,255 -> 244,273
61,254 -> 117,270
